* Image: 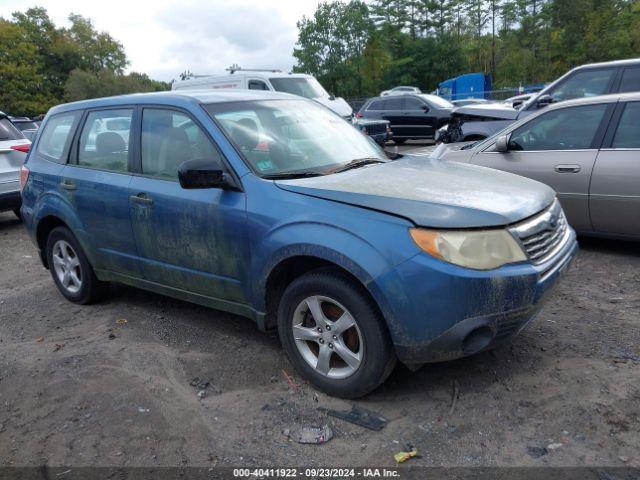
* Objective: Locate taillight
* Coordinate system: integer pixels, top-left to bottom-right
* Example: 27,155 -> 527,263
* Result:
19,165 -> 29,191
11,143 -> 30,154
355,112 -> 363,118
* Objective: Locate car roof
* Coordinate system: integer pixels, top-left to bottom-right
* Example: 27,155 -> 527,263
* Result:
574,57 -> 640,70
546,91 -> 640,110
47,89 -> 302,115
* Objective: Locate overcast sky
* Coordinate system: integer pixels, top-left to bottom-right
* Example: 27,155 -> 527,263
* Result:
0,0 -> 322,82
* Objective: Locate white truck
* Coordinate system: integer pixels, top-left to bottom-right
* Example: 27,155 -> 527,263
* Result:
172,68 -> 353,119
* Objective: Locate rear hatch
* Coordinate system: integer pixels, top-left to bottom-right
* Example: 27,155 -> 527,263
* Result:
0,117 -> 30,196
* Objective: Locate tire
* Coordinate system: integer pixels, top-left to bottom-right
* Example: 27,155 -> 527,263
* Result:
45,226 -> 108,304
394,138 -> 406,145
13,208 -> 22,221
277,268 -> 396,398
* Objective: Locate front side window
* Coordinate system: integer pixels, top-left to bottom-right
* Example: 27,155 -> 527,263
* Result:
548,69 -> 616,103
618,67 -> 640,93
612,102 -> 640,148
508,104 -> 608,151
404,97 -> 425,111
269,77 -> 327,99
206,99 -> 386,177
78,109 -> 132,172
36,113 -> 78,163
141,109 -> 222,180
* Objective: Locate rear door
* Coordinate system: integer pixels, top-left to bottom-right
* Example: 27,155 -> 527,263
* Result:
589,101 -> 640,236
382,97 -> 407,137
128,107 -> 248,303
60,107 -> 140,276
471,103 -> 613,232
616,65 -> 640,94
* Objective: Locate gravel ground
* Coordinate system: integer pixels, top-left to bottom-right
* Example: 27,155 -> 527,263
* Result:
1,156 -> 639,468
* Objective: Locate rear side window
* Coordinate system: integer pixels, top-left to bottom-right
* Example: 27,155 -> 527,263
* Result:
0,118 -> 24,141
77,109 -> 133,173
367,100 -> 385,111
36,113 -> 78,163
386,97 -> 402,110
549,69 -> 616,103
618,67 -> 640,93
509,104 -> 608,151
141,108 -> 222,180
612,102 -> 640,148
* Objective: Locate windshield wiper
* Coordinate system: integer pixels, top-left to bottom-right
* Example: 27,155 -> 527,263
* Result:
262,171 -> 324,180
330,157 -> 385,174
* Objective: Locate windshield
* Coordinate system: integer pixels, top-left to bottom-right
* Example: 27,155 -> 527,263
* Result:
269,77 -> 327,99
419,94 -> 453,109
205,99 -> 387,177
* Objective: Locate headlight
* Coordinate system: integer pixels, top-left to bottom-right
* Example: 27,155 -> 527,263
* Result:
409,228 -> 527,270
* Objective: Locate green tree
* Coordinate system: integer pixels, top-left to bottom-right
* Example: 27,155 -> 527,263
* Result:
64,69 -> 168,102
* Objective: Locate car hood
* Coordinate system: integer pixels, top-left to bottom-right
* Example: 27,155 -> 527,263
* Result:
453,102 -> 520,120
275,155 -> 555,228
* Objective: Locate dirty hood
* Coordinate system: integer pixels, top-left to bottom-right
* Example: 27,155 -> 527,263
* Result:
453,102 -> 520,120
314,96 -> 353,118
276,155 -> 555,228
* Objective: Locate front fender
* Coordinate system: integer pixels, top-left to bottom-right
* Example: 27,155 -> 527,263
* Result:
250,221 -> 413,331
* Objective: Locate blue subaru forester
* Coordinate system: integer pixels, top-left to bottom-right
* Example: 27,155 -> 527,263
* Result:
20,90 -> 577,398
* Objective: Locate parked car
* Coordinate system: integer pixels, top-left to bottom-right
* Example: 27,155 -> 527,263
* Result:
21,90 -> 577,398
358,94 -> 454,144
380,86 -> 422,96
439,58 -> 640,143
353,118 -> 392,146
9,116 -> 39,141
0,111 -> 31,219
429,92 -> 640,240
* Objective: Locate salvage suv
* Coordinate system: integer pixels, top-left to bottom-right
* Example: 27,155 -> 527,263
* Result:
20,91 -> 577,398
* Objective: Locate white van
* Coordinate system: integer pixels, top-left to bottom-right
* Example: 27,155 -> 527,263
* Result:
172,69 -> 353,119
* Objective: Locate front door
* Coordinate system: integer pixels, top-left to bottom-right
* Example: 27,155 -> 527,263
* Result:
402,96 -> 435,138
129,107 -> 249,303
60,107 -> 140,276
471,103 -> 613,232
590,101 -> 640,236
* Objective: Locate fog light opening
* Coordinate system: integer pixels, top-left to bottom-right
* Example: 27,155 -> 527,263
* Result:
462,326 -> 494,355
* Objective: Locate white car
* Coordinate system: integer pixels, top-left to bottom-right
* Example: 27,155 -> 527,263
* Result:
0,112 -> 31,219
172,68 -> 353,119
380,86 -> 422,96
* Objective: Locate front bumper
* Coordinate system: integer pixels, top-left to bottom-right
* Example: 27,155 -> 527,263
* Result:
372,228 -> 578,365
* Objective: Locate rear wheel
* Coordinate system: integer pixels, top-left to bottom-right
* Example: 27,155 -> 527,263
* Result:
45,226 -> 108,304
277,268 -> 396,398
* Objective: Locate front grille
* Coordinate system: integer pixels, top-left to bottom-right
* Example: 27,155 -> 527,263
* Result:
510,200 -> 568,264
364,123 -> 387,135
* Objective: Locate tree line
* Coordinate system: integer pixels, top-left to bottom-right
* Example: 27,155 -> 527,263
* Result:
0,7 -> 168,117
293,0 -> 640,98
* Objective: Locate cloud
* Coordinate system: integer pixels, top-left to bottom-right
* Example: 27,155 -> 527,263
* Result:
0,0 -> 321,82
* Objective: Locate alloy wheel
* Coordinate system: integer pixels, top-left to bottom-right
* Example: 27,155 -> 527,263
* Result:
52,240 -> 83,294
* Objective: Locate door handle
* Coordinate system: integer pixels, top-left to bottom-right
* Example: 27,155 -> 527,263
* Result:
554,164 -> 581,173
60,180 -> 76,191
130,193 -> 153,205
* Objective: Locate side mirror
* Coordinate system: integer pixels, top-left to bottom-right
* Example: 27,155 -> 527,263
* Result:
512,99 -> 524,109
178,158 -> 238,190
495,134 -> 510,153
422,105 -> 429,112
536,94 -> 553,109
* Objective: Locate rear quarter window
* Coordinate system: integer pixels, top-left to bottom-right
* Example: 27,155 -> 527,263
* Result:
36,113 -> 79,163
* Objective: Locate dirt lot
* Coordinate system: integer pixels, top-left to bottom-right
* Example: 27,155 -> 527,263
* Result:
1,155 -> 639,468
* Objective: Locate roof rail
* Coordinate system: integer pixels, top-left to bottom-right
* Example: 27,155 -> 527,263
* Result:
226,64 -> 282,74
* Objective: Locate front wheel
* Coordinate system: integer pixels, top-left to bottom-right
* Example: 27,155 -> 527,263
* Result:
277,268 -> 396,398
45,226 -> 108,304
